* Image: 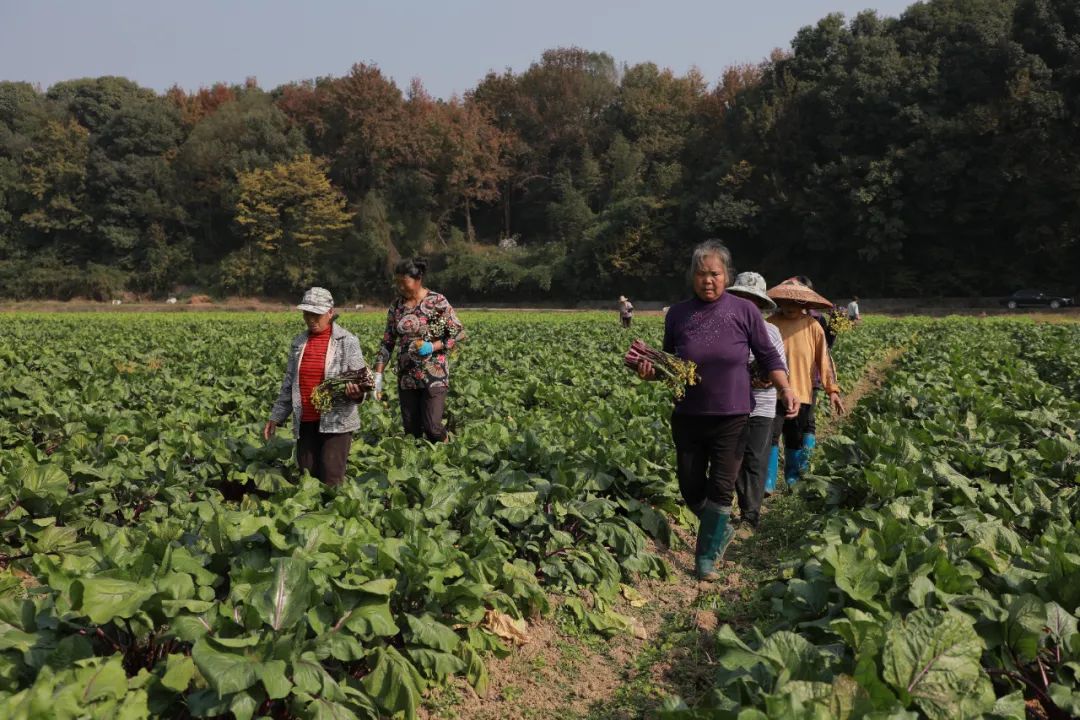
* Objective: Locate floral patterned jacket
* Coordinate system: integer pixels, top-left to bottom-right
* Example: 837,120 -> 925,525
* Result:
375,292 -> 465,390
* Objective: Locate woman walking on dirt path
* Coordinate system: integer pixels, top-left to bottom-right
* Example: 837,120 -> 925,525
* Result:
727,272 -> 787,529
373,257 -> 465,443
766,281 -> 845,491
635,241 -> 798,581
264,287 -> 368,486
618,295 -> 634,329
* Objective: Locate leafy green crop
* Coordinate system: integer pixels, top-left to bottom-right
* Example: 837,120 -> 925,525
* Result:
665,319 -> 1080,719
0,312 -> 924,718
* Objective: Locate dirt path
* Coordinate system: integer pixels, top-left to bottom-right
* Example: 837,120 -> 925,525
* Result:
420,347 -> 909,720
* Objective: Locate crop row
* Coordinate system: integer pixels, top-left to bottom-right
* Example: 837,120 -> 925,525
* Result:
669,320 -> 1080,719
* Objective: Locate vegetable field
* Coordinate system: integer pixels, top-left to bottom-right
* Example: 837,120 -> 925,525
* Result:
0,313 -> 1077,719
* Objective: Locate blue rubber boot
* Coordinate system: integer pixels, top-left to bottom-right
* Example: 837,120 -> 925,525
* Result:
784,448 -> 803,487
695,502 -> 735,581
799,433 -> 817,474
763,445 -> 780,496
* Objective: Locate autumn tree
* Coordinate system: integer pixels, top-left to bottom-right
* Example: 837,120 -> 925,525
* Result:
228,155 -> 352,294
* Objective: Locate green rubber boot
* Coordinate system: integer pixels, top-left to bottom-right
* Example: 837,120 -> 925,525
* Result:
694,502 -> 735,581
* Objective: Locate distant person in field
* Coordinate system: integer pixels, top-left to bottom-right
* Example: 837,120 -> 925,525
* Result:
618,296 -> 634,328
635,240 -> 797,581
374,257 -> 465,442
766,281 -> 845,490
264,287 -> 367,486
726,272 -> 788,529
847,296 -> 861,322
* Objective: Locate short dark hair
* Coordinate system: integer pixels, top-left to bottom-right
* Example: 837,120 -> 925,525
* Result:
394,256 -> 428,279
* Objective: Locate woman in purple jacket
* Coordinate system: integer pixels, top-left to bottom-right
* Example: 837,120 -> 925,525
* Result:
637,240 -> 798,581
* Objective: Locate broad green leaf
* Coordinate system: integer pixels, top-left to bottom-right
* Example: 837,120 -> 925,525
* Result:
250,557 -> 313,631
1048,683 -> 1080,715
72,577 -> 156,625
362,646 -> 424,720
407,646 -> 466,681
76,656 -> 129,704
191,638 -> 259,696
14,464 -> 69,504
161,653 -> 195,692
881,610 -> 990,720
1045,602 -> 1078,649
1002,594 -> 1046,662
405,614 -> 460,652
259,659 -> 292,700
338,596 -> 399,639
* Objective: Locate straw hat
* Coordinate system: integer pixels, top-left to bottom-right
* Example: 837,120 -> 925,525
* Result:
767,280 -> 833,309
728,272 -> 776,310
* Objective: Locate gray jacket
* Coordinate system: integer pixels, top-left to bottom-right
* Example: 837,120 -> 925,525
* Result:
269,323 -> 366,437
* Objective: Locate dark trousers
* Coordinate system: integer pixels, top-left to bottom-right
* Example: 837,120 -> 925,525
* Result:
670,413 -> 748,511
621,316 -> 632,328
296,422 -> 352,486
772,402 -> 815,449
736,416 -> 773,521
399,386 -> 448,441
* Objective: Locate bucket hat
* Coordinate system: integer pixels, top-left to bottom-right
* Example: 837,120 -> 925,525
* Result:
728,272 -> 776,310
297,287 -> 334,314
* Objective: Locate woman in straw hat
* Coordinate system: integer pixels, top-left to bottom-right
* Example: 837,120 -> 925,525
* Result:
264,287 -> 368,486
766,280 -> 845,490
726,272 -> 788,528
635,241 -> 798,581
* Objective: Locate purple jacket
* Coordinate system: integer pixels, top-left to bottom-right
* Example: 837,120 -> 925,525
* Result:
663,292 -> 786,416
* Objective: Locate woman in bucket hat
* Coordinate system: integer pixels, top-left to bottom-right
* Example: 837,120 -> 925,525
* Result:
264,287 -> 368,486
373,257 -> 465,442
726,272 -> 788,528
635,241 -> 798,581
766,280 -> 845,490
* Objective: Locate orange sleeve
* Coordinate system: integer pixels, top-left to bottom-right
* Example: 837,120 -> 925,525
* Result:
813,322 -> 841,395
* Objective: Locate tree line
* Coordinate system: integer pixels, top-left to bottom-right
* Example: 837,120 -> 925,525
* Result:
1,0 -> 1077,303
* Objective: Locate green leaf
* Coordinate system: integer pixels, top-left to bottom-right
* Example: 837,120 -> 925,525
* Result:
405,614 -> 460,652
338,596 -> 399,639
161,653 -> 195,692
460,644 -> 489,694
14,464 -> 70,504
881,610 -> 990,720
362,646 -> 425,720
1002,594 -> 1046,663
250,557 -> 313,632
259,659 -> 292,700
191,638 -> 259,696
821,542 -> 886,610
77,656 -> 129,704
407,646 -> 466,681
1045,602 -> 1078,649
1048,683 -> 1080,715
73,577 -> 156,625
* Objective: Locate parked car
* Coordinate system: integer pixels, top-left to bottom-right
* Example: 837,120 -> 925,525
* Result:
1000,289 -> 1074,310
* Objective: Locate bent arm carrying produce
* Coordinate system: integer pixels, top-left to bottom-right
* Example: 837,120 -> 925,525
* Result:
623,339 -> 699,400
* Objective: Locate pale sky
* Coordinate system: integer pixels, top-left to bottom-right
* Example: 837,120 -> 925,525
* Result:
1,0 -> 919,96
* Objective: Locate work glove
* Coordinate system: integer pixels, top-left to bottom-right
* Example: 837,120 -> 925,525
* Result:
417,341 -> 434,357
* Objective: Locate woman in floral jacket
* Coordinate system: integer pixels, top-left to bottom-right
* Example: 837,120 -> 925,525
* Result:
373,257 -> 465,441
